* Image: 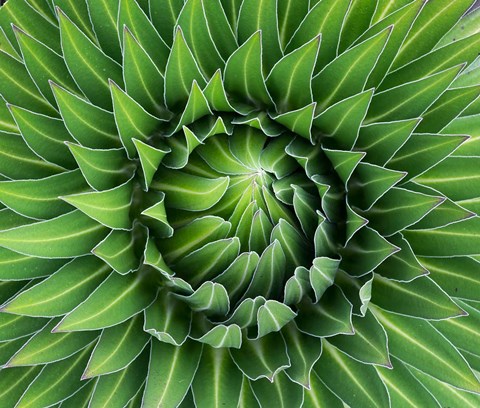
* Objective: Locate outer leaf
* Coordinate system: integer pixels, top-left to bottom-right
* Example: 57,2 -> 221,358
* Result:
84,314 -> 150,378
142,339 -> 202,408
0,210 -> 108,258
7,318 -> 97,366
1,256 -> 110,317
282,322 -> 322,388
250,372 -> 304,408
328,310 -> 391,367
89,348 -> 148,408
54,270 -> 157,331
365,65 -> 464,124
192,346 -> 243,408
0,314 -> 47,342
58,8 -> 122,110
0,366 -> 41,408
373,306 -> 480,393
256,300 -> 296,338
316,341 -> 390,408
286,0 -> 350,72
61,180 -> 133,230
224,31 -> 272,108
237,0 -> 282,72
296,285 -> 354,337
312,27 -> 391,111
303,370 -> 344,408
51,82 -> 120,149
230,332 -> 290,381
164,28 -> 206,110
0,170 -> 87,220
404,217 -> 480,257
118,0 -> 169,71
15,345 -> 92,408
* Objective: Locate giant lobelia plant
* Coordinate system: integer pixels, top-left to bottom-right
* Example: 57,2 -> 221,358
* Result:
0,0 -> 479,406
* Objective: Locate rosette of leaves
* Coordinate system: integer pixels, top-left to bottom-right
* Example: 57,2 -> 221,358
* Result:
0,0 -> 480,406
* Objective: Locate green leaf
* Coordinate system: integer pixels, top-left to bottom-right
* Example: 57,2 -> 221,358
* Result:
203,69 -> 236,113
419,256 -> 480,302
0,47 -> 55,116
165,28 -> 206,110
55,270 -> 156,331
329,310 -> 391,367
7,318 -> 97,366
286,0 -> 350,72
89,348 -> 148,408
259,135 -> 298,179
157,215 -> 231,263
61,180 -> 133,230
404,217 -> 480,257
223,297 -> 265,329
143,339 -> 202,407
284,267 -> 312,306
92,230 -> 141,274
372,274 -> 465,319
309,257 -> 340,302
376,356 -> 441,408
237,0 -> 282,72
365,65 -> 465,124
66,144 -> 132,191
196,324 -> 242,349
340,226 -> 399,277
282,322 -> 322,388
118,0 -> 169,74
432,299 -> 480,357
313,89 -> 373,150
214,252 -> 259,303
355,119 -> 420,166
415,156 -> 480,203
303,370 -> 344,408
0,314 -> 48,341
148,0 -> 184,45
392,0 -> 474,69
8,104 -> 76,169
349,162 -> 405,210
373,306 -> 480,393
323,149 -> 365,185
266,36 -> 320,112
123,27 -> 165,116
14,26 -> 79,105
110,80 -> 163,159
0,366 -> 41,408
0,170 -> 87,219
418,85 -> 480,133
296,285 -> 354,337
2,256 -> 109,317
57,8 -> 123,110
141,194 -> 174,238
291,185 -> 319,239
14,344 -> 93,408
382,33 -> 480,91
374,233 -> 428,282
250,371 -> 304,408
176,0 -> 225,78
86,0 -> 121,62
411,365 -> 480,408
337,0 -> 377,52
51,82 -> 120,149
313,27 -> 391,111
144,294 -> 192,346
230,332 -> 290,381
363,187 -> 443,236
361,1 -> 424,88
388,134 -> 467,181
153,169 -> 229,212
273,103 -> 316,141
316,341 -> 390,408
0,209 -> 108,258
277,0 -> 309,50
0,131 -> 63,180
53,0 -> 96,41
176,281 -> 230,316
243,241 -> 286,300
192,347 -> 243,407
256,300 -> 296,338
224,31 -> 272,108
248,208 -> 273,253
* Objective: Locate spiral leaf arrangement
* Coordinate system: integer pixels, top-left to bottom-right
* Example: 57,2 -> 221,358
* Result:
0,0 -> 480,406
